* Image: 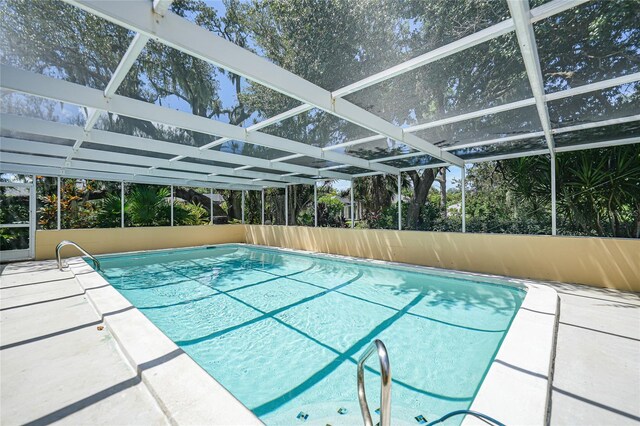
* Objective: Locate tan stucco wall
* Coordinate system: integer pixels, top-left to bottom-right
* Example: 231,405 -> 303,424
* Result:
35,225 -> 246,260
36,224 -> 639,291
245,225 -> 640,292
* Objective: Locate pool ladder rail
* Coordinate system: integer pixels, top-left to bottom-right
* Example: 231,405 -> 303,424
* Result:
356,340 -> 506,426
358,339 -> 391,426
56,240 -> 101,271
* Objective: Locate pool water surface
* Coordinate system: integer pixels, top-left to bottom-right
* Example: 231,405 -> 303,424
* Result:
96,245 -> 525,425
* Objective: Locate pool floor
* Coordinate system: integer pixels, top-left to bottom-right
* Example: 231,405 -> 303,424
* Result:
98,246 -> 525,425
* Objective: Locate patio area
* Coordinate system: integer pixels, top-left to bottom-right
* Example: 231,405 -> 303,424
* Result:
1,0 -> 639,424
0,261 -> 168,425
1,260 -> 638,425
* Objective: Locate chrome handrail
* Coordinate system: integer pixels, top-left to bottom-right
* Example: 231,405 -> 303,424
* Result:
56,240 -> 101,271
357,339 -> 391,426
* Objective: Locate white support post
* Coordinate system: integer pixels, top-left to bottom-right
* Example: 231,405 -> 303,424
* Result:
285,186 -> 289,226
461,166 -> 466,233
241,190 -> 245,224
29,175 -> 36,259
314,182 -> 318,227
350,180 -> 355,229
261,188 -> 265,225
170,184 -> 174,226
397,173 -> 402,231
210,188 -> 213,225
120,181 -> 125,228
551,155 -> 557,236
56,176 -> 61,230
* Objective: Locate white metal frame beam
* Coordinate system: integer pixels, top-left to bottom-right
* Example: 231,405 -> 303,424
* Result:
508,0 -> 555,154
0,163 -> 264,191
350,179 -> 355,228
397,173 -> 402,231
313,183 -> 318,227
0,138 -> 294,187
152,0 -> 173,16
121,181 -> 125,227
0,147 -> 286,188
61,0 -> 463,167
0,66 -> 397,175
323,71 -> 640,153
0,114 -> 334,184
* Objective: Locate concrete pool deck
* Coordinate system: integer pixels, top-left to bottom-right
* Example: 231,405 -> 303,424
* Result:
0,260 -> 168,425
1,260 -> 639,425
547,282 -> 640,425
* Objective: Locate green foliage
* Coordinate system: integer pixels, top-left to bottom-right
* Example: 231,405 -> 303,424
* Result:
366,205 -> 399,230
551,146 -> 637,237
0,185 -> 30,250
317,194 -> 345,227
465,161 -> 551,235
175,201 -> 209,226
0,228 -> 16,250
37,194 -> 58,230
125,186 -> 171,227
0,187 -> 29,225
96,194 -> 122,228
35,177 -> 58,230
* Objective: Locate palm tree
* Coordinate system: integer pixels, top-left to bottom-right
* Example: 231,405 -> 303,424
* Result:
125,185 -> 171,227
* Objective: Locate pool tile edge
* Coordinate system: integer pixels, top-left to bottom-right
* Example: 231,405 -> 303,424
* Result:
66,257 -> 265,426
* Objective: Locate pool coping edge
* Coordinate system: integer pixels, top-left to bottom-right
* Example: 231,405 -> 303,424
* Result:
69,243 -> 559,426
67,257 -> 265,426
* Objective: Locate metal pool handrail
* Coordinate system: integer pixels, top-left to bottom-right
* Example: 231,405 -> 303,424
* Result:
56,240 -> 101,271
357,339 -> 391,426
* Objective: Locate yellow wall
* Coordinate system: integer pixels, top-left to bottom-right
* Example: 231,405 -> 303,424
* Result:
36,225 -> 640,291
245,225 -> 640,292
35,225 -> 246,260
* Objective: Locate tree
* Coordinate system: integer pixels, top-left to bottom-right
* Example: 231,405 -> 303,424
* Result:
404,168 -> 439,230
2,0 -> 637,236
499,146 -> 640,237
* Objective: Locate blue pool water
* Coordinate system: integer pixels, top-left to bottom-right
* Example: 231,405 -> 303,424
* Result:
95,245 -> 525,425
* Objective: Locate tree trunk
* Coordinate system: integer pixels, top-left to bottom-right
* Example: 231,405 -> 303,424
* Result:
406,169 -> 437,229
289,185 -> 296,225
173,187 -> 225,216
437,167 -> 447,218
635,202 -> 640,238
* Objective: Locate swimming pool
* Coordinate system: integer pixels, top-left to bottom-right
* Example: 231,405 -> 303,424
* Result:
95,245 -> 526,425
